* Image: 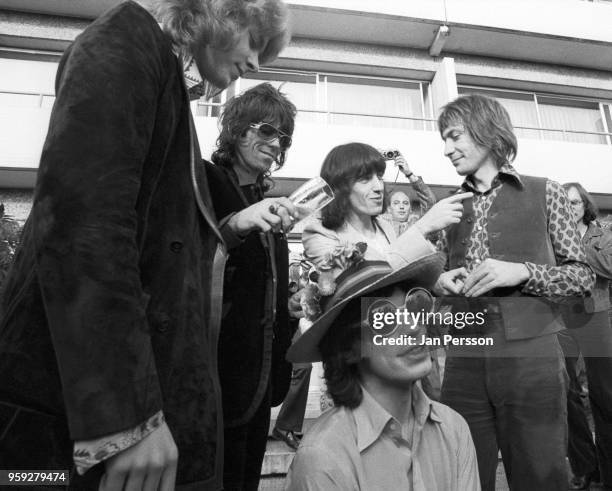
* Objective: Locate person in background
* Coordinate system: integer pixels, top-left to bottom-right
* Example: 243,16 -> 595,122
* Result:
435,94 -> 595,491
272,255 -> 313,451
382,153 -> 437,237
0,0 -> 290,489
560,182 -> 612,491
285,252 -> 480,491
207,82 -> 297,490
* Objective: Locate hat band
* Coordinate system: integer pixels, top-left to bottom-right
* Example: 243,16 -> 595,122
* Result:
324,262 -> 392,311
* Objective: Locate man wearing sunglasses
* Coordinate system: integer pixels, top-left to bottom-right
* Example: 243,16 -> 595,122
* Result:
206,82 -> 298,490
285,252 -> 480,490
434,94 -> 595,491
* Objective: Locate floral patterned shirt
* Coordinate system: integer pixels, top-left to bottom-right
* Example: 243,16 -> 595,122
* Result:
74,411 -> 165,474
438,164 -> 594,297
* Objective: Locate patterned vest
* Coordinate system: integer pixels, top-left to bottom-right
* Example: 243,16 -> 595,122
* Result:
446,175 -> 565,340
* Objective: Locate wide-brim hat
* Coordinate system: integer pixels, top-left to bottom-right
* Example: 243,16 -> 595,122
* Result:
287,251 -> 445,363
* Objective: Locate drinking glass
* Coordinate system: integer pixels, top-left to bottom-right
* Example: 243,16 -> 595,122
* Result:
288,176 -> 335,223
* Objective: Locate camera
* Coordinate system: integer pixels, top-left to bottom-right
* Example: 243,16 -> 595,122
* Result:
381,149 -> 400,160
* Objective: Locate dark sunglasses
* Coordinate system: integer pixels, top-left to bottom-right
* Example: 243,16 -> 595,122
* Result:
365,287 -> 435,337
249,122 -> 292,149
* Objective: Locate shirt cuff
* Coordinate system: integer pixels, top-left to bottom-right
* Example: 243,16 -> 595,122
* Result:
73,410 -> 165,475
219,213 -> 244,250
521,262 -> 545,295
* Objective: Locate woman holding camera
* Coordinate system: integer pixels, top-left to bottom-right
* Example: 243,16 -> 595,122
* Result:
302,142 -> 471,275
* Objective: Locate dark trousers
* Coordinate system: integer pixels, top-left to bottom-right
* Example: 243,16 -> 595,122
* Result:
275,364 -> 311,433
559,319 -> 612,487
441,329 -> 568,491
223,390 -> 271,491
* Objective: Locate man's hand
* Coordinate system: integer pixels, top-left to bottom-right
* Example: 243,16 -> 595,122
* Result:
228,197 -> 297,235
434,267 -> 468,296
394,154 -> 413,177
414,193 -> 473,236
100,422 -> 178,491
461,259 -> 530,297
289,289 -> 305,319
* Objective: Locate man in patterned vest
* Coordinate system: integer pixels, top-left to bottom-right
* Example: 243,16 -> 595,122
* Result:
433,94 -> 595,491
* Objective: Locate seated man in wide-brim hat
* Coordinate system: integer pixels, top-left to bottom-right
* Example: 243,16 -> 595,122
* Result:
285,251 -> 480,491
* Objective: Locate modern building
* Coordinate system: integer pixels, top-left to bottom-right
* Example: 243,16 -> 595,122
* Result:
1,0 -> 612,227
2,2 -> 611,485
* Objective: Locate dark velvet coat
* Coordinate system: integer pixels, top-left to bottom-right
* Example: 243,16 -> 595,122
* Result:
0,2 -> 225,488
205,163 -> 293,427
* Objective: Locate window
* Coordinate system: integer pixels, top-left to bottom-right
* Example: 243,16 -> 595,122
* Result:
458,87 -> 539,139
324,75 -> 428,130
238,71 -> 318,123
196,69 -> 434,131
195,92 -> 223,118
459,86 -> 611,144
537,96 -> 605,144
0,92 -> 55,109
604,104 -> 612,138
0,92 -> 40,108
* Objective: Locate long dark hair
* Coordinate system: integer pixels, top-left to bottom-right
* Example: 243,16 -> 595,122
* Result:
211,83 -> 296,189
319,296 -> 364,409
438,94 -> 518,168
320,143 -> 386,230
563,182 -> 598,225
319,284 -> 399,408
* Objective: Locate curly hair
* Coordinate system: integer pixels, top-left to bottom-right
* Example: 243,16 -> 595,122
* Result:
152,0 -> 290,64
211,83 -> 296,183
320,143 -> 387,230
438,94 -> 518,168
563,182 -> 599,225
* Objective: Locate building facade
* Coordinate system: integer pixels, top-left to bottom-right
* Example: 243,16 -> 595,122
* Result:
1,0 -> 612,224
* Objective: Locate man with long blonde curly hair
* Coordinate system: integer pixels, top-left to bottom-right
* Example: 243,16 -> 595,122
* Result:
0,0 -> 290,489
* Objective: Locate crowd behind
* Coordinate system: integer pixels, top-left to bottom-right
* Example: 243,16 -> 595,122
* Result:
0,0 -> 611,491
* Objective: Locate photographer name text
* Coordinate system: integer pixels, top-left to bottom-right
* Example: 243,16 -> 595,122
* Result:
372,334 -> 494,346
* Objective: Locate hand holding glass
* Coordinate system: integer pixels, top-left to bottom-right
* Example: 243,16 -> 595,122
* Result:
288,177 -> 335,223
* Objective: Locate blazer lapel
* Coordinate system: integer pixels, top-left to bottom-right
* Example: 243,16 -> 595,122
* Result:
188,113 -> 226,246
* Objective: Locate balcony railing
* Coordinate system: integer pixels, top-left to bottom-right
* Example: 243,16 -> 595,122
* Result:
196,101 -> 612,145
0,90 -> 55,108
513,125 -> 612,145
2,91 -> 611,146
